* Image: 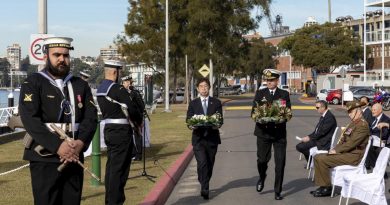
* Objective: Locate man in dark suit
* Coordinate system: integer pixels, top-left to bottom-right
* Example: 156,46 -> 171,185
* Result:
251,69 -> 291,200
296,100 -> 337,162
360,96 -> 374,125
366,103 -> 390,169
187,78 -> 223,200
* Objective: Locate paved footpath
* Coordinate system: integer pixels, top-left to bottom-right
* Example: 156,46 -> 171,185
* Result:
166,97 -> 390,205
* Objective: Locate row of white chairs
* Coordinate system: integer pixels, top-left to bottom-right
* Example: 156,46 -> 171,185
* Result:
299,127 -> 390,204
338,146 -> 390,205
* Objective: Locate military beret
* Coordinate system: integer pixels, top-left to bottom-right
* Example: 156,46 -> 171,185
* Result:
263,69 -> 281,80
43,37 -> 74,50
104,60 -> 123,69
346,100 -> 364,112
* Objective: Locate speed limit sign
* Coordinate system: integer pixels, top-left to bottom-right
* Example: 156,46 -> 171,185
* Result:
29,34 -> 54,65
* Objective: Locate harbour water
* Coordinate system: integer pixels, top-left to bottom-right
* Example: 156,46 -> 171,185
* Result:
0,90 -> 20,108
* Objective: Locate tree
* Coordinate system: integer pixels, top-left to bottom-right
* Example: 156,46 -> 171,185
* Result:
116,0 -> 165,68
116,0 -> 273,102
20,55 -> 38,76
71,58 -> 92,77
243,38 -> 277,91
279,22 -> 363,75
0,58 -> 10,87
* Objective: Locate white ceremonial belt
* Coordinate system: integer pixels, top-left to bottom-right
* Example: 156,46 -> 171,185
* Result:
104,118 -> 128,124
45,123 -> 80,132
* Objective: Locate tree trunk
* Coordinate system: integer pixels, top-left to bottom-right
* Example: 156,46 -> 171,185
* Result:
183,59 -> 191,104
172,57 -> 178,104
249,75 -> 254,92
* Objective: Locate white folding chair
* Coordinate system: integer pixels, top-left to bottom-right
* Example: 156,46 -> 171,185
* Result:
307,127 -> 339,180
330,137 -> 372,197
338,147 -> 390,205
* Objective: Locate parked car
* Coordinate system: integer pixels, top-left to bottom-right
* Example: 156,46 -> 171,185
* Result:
259,82 -> 267,90
326,89 -> 356,104
280,85 -> 290,93
316,89 -> 328,101
326,89 -> 342,104
351,88 -> 377,103
218,85 -> 242,95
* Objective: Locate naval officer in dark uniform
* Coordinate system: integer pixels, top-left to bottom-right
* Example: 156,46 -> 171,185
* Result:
251,69 -> 291,200
122,76 -> 144,161
19,37 -> 97,205
97,61 -> 143,205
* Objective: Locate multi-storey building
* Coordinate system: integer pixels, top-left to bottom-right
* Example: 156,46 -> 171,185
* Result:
339,0 -> 390,86
99,45 -> 122,61
7,44 -> 21,70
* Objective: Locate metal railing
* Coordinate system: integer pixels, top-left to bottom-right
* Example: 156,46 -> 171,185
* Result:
0,106 -> 18,127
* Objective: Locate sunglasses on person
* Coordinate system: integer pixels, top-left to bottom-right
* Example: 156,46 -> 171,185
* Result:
315,106 -> 321,109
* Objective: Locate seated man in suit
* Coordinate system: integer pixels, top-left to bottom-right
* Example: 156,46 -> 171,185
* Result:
296,100 -> 337,163
360,96 -> 374,125
186,78 -> 223,200
310,101 -> 370,197
366,103 -> 390,169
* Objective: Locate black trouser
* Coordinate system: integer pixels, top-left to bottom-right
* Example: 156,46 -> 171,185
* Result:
257,136 -> 287,194
193,140 -> 218,191
296,140 -> 317,161
104,133 -> 133,205
29,161 -> 83,205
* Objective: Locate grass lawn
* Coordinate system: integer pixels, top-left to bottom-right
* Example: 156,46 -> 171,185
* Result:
0,104 -> 191,205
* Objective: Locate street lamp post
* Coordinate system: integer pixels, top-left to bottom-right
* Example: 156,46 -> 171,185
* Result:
8,69 -> 14,107
164,0 -> 170,112
288,55 -> 292,89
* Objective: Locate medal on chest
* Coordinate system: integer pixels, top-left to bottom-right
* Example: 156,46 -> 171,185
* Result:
77,95 -> 83,109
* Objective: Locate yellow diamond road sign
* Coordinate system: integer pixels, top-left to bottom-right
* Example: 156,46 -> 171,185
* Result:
198,64 -> 210,77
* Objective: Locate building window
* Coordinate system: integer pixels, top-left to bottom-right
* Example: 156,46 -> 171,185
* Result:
386,20 -> 390,28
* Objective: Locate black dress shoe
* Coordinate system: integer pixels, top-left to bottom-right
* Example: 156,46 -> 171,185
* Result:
256,178 -> 264,192
200,190 -> 209,200
313,186 -> 332,197
310,187 -> 323,195
275,193 -> 283,200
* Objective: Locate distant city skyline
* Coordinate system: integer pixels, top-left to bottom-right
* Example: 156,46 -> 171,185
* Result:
0,0 -> 374,59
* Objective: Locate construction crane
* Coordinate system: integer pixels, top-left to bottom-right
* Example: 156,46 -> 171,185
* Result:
254,3 -> 290,37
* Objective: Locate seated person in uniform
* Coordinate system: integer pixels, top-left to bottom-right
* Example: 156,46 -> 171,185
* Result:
310,101 -> 370,197
296,100 -> 337,163
365,103 -> 390,169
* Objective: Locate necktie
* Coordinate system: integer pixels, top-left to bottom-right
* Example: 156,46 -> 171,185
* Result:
372,118 -> 378,127
202,99 -> 208,115
315,116 -> 324,134
270,90 -> 274,96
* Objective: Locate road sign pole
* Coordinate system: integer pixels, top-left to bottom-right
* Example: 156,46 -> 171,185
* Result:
38,0 -> 47,71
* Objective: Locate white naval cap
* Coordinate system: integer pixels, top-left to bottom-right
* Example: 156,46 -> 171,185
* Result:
262,68 -> 281,80
104,60 -> 124,69
43,37 -> 74,50
79,70 -> 91,78
121,76 -> 132,81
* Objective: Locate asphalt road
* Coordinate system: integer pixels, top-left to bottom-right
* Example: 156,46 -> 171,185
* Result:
165,96 -> 388,205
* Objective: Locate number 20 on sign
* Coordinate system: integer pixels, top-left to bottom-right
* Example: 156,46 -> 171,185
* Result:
29,34 -> 55,65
